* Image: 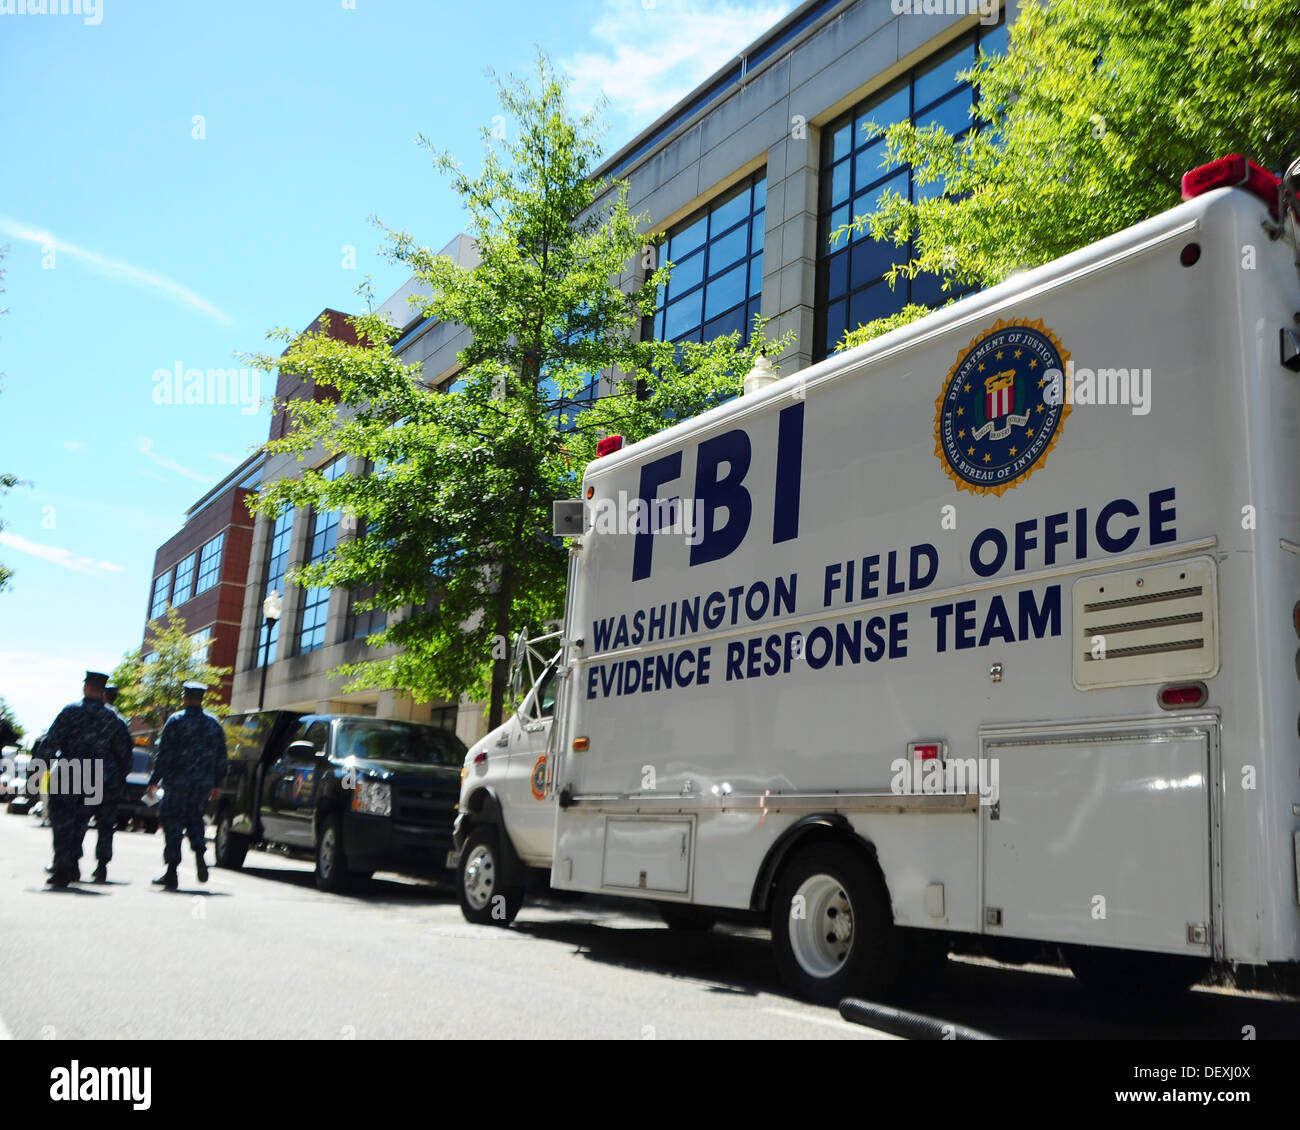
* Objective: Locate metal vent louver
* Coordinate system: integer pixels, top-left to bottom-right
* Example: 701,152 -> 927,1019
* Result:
1073,556 -> 1219,689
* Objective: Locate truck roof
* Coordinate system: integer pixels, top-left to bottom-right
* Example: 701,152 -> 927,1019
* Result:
585,186 -> 1256,480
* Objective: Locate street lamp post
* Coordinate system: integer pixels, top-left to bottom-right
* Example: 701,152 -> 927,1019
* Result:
258,590 -> 282,711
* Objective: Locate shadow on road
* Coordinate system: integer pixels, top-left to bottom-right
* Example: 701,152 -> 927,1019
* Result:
234,863 -> 457,907
512,906 -> 1300,1037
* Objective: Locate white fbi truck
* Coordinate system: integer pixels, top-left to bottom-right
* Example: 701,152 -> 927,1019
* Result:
454,155 -> 1300,1004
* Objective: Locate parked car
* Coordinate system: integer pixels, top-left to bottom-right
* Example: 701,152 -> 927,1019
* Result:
115,746 -> 160,832
214,711 -> 466,892
1,748 -> 37,814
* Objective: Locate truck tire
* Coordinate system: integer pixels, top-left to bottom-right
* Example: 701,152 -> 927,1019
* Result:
459,825 -> 524,926
770,842 -> 899,1006
315,812 -> 355,893
659,903 -> 717,932
1064,945 -> 1204,998
215,810 -> 249,870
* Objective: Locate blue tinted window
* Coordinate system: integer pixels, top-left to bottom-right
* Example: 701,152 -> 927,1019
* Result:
916,87 -> 973,137
653,173 -> 765,348
709,225 -> 749,274
668,249 -> 704,293
914,39 -> 975,110
664,291 -> 704,340
704,263 -> 748,322
830,160 -> 851,206
669,216 -> 707,261
855,84 -> 908,143
815,19 -> 1001,360
709,185 -> 752,236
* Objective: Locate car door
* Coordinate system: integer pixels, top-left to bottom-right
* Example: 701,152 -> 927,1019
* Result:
260,720 -> 328,847
503,664 -> 557,864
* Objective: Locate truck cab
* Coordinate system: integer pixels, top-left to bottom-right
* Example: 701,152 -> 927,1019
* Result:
453,633 -> 560,921
217,711 -> 466,892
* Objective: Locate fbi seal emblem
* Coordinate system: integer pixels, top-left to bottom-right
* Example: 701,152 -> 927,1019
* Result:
934,318 -> 1070,497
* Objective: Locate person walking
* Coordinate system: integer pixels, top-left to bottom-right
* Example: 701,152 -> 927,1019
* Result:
41,671 -> 132,889
87,683 -> 130,881
145,681 -> 228,891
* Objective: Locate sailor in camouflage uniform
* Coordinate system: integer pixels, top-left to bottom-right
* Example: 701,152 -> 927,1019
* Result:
88,684 -> 130,881
41,671 -> 132,889
146,681 -> 228,890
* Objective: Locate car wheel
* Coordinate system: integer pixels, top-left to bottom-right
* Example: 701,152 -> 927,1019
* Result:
215,810 -> 249,870
770,842 -> 899,1006
315,812 -> 353,893
115,815 -> 130,831
144,819 -> 159,834
458,826 -> 523,926
659,903 -> 717,931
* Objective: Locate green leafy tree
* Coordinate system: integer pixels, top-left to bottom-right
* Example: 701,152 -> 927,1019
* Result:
111,607 -> 232,737
248,53 -> 792,729
837,0 -> 1300,350
0,697 -> 23,747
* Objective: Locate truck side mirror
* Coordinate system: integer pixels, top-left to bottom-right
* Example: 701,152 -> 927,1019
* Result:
286,740 -> 318,761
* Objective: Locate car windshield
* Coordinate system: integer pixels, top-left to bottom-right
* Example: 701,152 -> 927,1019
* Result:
333,721 -> 466,767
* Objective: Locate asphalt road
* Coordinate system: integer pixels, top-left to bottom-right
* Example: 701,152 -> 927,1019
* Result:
2,809 -> 1297,1041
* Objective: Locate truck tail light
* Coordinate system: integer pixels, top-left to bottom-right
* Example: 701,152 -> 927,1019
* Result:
1158,682 -> 1207,710
473,751 -> 487,765
1180,154 -> 1280,219
907,741 -> 946,761
596,435 -> 623,458
572,737 -> 589,752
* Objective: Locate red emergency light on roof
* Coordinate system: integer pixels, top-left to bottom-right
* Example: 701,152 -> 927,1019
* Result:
1181,154 -> 1280,219
596,434 -> 624,458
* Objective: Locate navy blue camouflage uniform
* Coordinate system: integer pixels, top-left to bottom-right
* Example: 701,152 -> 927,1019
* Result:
149,705 -> 228,865
90,703 -> 131,862
43,699 -> 132,873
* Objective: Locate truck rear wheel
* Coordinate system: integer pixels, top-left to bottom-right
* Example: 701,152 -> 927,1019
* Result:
215,810 -> 249,870
770,842 -> 898,1006
459,826 -> 524,926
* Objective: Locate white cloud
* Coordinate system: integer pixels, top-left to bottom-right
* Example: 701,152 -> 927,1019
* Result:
62,441 -> 86,451
0,532 -> 124,576
138,436 -> 211,483
0,650 -> 100,737
0,216 -> 233,325
208,452 -> 242,467
561,0 -> 799,132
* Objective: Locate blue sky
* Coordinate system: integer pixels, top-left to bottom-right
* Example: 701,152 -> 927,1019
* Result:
0,0 -> 799,735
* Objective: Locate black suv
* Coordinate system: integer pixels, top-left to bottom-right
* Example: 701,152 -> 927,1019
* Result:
214,711 -> 466,892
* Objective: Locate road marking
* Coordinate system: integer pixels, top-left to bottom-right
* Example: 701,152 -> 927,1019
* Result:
760,1006 -> 898,1039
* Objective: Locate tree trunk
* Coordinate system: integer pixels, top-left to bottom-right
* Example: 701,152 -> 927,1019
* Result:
487,488 -> 531,729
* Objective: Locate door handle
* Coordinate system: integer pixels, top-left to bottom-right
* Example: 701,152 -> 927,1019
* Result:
495,735 -> 509,748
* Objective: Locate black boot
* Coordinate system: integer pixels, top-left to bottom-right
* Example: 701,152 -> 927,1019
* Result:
92,861 -> 108,883
195,853 -> 208,883
152,866 -> 178,891
45,868 -> 71,889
